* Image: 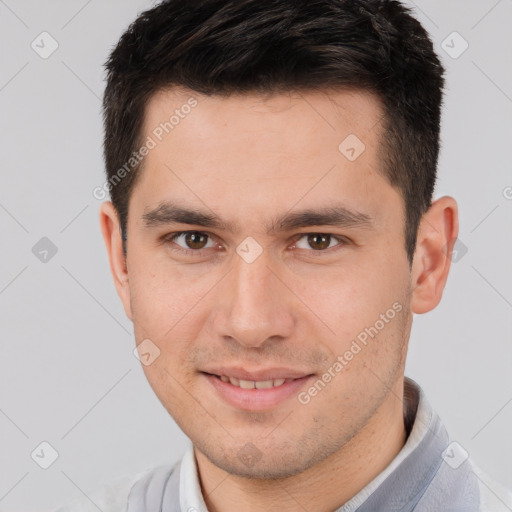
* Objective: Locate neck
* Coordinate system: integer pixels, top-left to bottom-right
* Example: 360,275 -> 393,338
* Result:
195,376 -> 407,512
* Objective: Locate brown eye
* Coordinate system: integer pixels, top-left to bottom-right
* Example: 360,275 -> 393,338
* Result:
166,231 -> 215,252
307,233 -> 332,250
293,233 -> 348,253
183,232 -> 209,249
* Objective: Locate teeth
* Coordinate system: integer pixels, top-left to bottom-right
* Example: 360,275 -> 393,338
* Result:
220,375 -> 293,389
255,380 -> 273,389
239,379 -> 255,389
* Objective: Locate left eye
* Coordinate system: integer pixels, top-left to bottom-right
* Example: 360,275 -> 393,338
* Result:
294,233 -> 346,251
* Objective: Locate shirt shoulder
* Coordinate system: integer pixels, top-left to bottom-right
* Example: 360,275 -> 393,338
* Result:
470,460 -> 512,512
51,466 -> 156,512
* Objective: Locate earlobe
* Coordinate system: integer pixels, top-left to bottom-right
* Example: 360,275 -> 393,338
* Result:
99,201 -> 133,321
410,196 -> 459,314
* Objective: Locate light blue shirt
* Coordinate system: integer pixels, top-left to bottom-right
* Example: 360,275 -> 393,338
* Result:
54,377 -> 512,511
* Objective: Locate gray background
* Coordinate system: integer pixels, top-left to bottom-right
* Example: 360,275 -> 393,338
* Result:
1,0 -> 511,510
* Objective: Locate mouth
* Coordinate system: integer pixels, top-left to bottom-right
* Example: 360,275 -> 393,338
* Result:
205,373 -> 298,389
201,371 -> 315,411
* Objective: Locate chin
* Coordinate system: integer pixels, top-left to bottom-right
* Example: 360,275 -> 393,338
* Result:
194,436 -> 328,481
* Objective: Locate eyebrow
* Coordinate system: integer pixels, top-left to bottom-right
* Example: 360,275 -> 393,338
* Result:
142,200 -> 375,234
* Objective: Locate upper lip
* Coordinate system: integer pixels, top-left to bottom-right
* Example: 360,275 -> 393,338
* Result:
202,367 -> 313,381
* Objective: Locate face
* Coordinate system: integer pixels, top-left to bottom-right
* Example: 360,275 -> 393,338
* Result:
108,87 -> 416,479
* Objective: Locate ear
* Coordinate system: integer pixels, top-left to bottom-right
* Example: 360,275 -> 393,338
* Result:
410,196 -> 459,314
99,201 -> 133,321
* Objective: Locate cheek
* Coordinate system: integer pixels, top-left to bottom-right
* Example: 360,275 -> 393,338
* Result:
127,258 -> 209,338
128,261 -> 219,388
305,258 -> 408,360
129,276 -> 169,339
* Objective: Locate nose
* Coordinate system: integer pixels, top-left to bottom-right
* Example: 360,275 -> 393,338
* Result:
213,249 -> 295,349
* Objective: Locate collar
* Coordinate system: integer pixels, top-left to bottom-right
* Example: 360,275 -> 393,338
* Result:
129,377 -> 480,511
180,377 -> 440,511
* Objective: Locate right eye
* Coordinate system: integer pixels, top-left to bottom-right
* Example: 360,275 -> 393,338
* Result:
163,231 -> 217,255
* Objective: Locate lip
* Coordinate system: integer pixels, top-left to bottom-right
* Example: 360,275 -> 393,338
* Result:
201,366 -> 311,381
202,372 -> 314,411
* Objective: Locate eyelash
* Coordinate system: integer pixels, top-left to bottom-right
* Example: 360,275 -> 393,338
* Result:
162,231 -> 350,257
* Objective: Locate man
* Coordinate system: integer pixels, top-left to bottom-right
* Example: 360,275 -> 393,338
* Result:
55,0 -> 512,510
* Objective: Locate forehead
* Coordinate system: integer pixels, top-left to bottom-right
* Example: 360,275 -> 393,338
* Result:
131,86 -> 398,232
143,86 -> 385,146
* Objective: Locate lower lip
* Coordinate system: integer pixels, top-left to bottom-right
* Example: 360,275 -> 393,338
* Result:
203,373 -> 314,411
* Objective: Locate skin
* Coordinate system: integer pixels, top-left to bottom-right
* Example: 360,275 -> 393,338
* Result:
100,87 -> 458,512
